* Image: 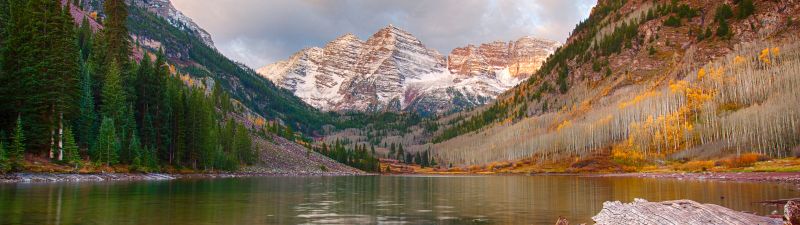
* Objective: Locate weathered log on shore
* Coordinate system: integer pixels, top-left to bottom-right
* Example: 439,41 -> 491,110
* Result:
592,198 -> 783,225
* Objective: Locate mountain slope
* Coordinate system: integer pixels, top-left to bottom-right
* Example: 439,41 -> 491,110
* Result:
428,0 -> 800,166
62,0 -> 362,173
123,2 -> 334,134
258,26 -> 559,115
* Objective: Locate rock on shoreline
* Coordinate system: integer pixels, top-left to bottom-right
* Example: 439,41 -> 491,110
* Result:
0,173 -> 177,183
592,198 -> 783,225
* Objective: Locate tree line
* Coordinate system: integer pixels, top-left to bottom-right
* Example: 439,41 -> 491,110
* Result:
316,140 -> 380,172
0,0 -> 254,173
387,142 -> 436,167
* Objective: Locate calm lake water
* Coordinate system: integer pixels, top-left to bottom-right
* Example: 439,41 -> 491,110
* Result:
0,175 -> 797,225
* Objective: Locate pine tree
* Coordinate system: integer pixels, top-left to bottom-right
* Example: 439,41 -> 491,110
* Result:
717,19 -> 730,38
62,126 -> 81,169
93,117 -> 119,166
143,145 -> 157,170
77,16 -> 92,60
0,0 -> 7,80
735,0 -> 754,19
0,0 -> 8,42
0,138 -> 8,173
101,60 -> 126,120
234,123 -> 254,164
1,0 -> 79,153
118,104 -> 137,163
10,116 -> 25,170
102,0 -> 130,67
76,61 -> 97,148
129,131 -> 144,171
397,144 -> 405,162
0,0 -> 27,131
389,143 -> 396,159
168,81 -> 185,165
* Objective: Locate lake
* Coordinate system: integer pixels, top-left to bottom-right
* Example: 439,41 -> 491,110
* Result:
0,175 -> 797,224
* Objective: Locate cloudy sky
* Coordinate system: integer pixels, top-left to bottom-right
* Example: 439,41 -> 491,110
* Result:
171,0 -> 596,69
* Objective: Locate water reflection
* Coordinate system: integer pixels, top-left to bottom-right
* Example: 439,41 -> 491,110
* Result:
0,175 -> 796,225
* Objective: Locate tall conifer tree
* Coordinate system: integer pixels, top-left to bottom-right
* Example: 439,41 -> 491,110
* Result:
76,61 -> 97,148
101,60 -> 125,120
93,117 -> 118,166
10,116 -> 25,170
62,126 -> 81,169
102,0 -> 129,66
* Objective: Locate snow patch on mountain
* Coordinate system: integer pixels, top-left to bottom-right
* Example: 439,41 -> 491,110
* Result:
131,0 -> 216,48
257,25 -> 558,114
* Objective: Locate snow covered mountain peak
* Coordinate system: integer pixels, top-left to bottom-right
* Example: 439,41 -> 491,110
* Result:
257,26 -> 559,115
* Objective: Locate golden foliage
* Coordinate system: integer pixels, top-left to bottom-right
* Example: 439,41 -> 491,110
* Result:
254,117 -> 266,127
556,120 -> 572,131
618,91 -> 660,109
673,160 -> 716,172
759,47 -> 780,65
611,143 -> 646,166
721,153 -> 763,168
696,68 -> 706,80
733,55 -> 746,65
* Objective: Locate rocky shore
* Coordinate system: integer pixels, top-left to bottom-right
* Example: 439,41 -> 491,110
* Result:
0,170 -> 369,183
554,198 -> 800,225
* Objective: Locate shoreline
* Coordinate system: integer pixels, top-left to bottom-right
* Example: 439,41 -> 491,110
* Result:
6,170 -> 800,184
393,171 -> 800,186
588,171 -> 800,184
0,171 -> 371,183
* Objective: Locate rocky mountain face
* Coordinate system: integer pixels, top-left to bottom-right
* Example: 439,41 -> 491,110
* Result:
128,0 -> 215,48
448,37 -> 561,79
78,0 -> 215,48
258,25 -> 559,115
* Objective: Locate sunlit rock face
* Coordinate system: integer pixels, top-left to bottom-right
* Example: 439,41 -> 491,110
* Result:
448,36 -> 561,79
258,26 -> 559,115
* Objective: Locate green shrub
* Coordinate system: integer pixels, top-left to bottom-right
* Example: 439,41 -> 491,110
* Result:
735,0 -> 755,19
716,20 -> 731,38
714,4 -> 734,23
664,15 -> 681,27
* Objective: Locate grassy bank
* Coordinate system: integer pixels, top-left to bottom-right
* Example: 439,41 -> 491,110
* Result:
387,153 -> 800,175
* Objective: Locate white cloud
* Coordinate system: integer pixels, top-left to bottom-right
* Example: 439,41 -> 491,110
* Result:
171,0 -> 596,68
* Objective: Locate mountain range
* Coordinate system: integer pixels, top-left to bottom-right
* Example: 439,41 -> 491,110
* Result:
257,25 -> 560,115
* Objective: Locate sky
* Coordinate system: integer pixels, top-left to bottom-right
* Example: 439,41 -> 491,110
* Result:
171,0 -> 596,69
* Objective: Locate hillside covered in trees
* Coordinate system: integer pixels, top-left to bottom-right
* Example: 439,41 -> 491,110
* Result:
0,0 -> 365,175
423,0 -> 800,168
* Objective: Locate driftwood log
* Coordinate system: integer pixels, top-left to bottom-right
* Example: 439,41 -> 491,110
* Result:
592,198 -> 783,225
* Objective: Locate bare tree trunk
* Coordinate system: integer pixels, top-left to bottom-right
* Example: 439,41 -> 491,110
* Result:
49,105 -> 55,159
58,112 -> 63,161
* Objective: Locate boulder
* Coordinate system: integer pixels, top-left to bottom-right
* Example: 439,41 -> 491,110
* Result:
592,198 -> 782,225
